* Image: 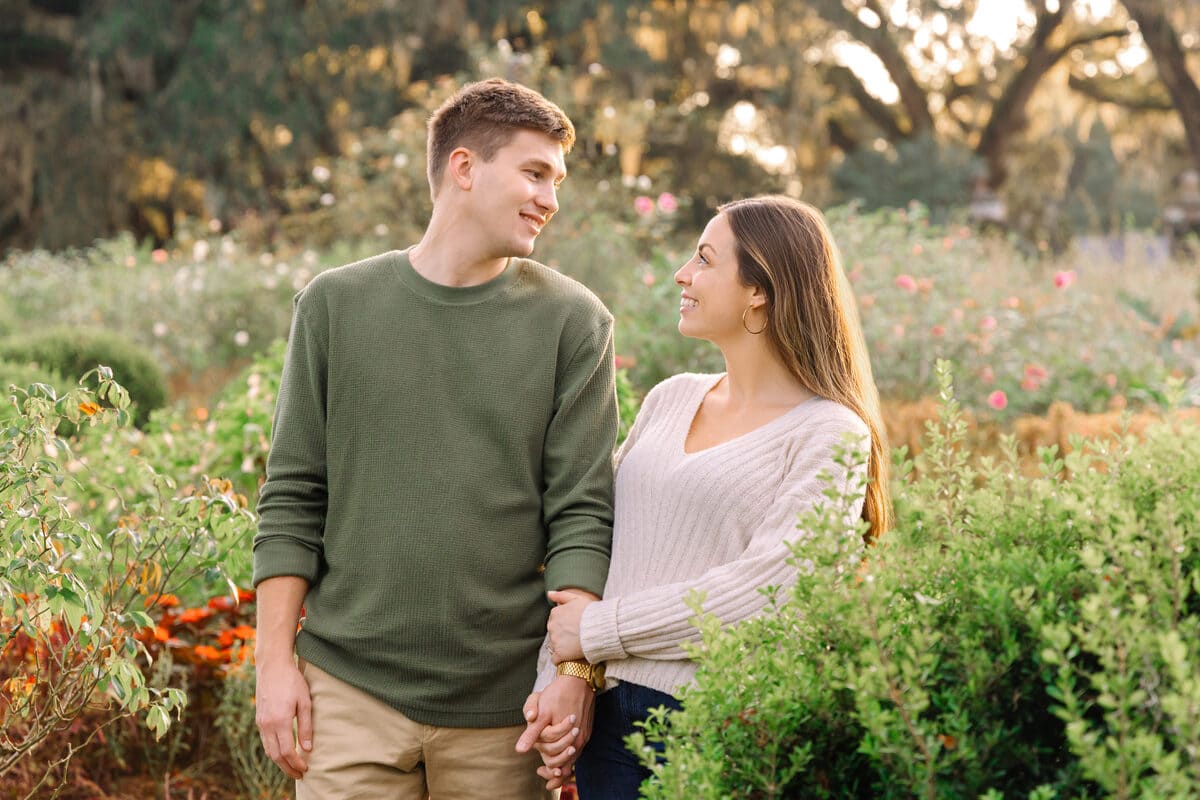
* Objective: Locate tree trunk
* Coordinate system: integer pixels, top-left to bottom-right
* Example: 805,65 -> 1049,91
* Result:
1122,0 -> 1200,170
975,5 -> 1068,187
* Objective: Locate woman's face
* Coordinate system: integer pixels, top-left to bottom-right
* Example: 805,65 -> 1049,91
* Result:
673,213 -> 762,342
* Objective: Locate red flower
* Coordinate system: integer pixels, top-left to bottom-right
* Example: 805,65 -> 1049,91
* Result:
987,391 -> 1008,410
1053,270 -> 1076,289
208,595 -> 236,611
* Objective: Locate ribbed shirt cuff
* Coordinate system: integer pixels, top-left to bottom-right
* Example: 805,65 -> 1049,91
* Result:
580,598 -> 626,663
544,550 -> 610,598
251,540 -> 322,586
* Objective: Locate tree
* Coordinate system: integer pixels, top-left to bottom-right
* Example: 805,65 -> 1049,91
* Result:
1120,0 -> 1200,170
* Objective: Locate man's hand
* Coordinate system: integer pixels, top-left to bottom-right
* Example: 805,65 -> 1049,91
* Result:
255,657 -> 312,779
254,576 -> 310,780
547,590 -> 597,664
515,676 -> 595,790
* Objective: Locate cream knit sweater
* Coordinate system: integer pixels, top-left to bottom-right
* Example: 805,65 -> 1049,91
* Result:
538,372 -> 869,697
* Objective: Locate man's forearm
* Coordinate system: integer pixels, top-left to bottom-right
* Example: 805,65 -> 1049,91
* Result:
254,576 -> 309,667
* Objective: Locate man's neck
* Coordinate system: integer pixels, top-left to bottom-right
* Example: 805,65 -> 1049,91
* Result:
409,213 -> 509,287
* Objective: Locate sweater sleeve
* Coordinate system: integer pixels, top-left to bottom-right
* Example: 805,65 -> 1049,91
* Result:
541,318 -> 618,597
612,376 -> 666,474
579,418 -> 870,664
252,291 -> 330,586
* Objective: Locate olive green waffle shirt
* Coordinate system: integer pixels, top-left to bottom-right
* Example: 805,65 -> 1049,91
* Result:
252,249 -> 617,728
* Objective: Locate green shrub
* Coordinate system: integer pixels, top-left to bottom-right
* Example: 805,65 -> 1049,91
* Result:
638,362 -> 1200,799
0,374 -> 252,793
0,327 -> 167,426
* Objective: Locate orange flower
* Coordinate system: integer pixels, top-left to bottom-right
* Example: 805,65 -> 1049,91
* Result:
178,607 -> 213,624
231,625 -> 256,640
152,626 -> 170,643
143,593 -> 180,609
193,645 -> 227,663
236,587 -> 256,604
78,401 -> 101,416
218,629 -> 236,648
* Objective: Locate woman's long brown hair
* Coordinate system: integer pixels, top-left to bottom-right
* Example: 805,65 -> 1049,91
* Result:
720,195 -> 892,542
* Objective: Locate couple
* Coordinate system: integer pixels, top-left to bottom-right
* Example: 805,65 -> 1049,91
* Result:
252,78 -> 890,799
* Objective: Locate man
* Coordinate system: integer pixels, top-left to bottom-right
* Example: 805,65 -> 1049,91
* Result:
252,78 -> 615,798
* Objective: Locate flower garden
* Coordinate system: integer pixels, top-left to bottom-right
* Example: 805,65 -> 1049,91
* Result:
2,192 -> 1199,797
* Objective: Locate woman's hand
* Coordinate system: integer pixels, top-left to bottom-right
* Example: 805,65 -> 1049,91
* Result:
546,589 -> 596,663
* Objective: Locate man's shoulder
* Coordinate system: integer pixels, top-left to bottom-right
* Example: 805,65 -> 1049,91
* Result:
515,259 -> 612,323
299,251 -> 400,302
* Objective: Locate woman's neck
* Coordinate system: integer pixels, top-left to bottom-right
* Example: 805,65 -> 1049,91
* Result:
716,338 -> 814,408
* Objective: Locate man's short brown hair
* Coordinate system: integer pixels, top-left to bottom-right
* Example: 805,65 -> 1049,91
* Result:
426,78 -> 576,196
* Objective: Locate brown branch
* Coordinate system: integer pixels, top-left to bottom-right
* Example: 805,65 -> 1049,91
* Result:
1067,74 -> 1174,110
828,64 -> 907,141
812,0 -> 933,135
1122,0 -> 1200,169
1052,28 -> 1131,62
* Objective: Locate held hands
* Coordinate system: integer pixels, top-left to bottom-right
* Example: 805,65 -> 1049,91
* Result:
254,659 -> 313,780
546,589 -> 597,664
515,675 -> 595,790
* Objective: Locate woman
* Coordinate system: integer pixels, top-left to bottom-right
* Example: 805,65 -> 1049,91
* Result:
528,195 -> 891,798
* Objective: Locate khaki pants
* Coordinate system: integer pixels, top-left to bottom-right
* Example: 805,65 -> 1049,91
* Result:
296,662 -> 549,800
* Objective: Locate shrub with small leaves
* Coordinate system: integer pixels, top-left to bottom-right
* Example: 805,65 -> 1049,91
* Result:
0,371 -> 254,794
637,361 -> 1200,799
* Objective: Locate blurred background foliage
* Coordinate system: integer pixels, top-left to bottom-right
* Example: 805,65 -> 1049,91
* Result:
2,0 -> 1200,253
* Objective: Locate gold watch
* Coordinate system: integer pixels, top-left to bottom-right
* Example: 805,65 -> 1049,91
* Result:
556,659 -> 606,692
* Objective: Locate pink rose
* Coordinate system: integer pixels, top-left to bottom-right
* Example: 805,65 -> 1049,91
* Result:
1053,270 -> 1076,289
980,316 -> 997,331
980,366 -> 995,384
987,390 -> 1008,410
656,192 -> 678,213
895,274 -> 917,292
634,196 -> 654,216
152,248 -> 169,264
931,325 -> 946,337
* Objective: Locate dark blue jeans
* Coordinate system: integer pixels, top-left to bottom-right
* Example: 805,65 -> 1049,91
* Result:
575,681 -> 683,800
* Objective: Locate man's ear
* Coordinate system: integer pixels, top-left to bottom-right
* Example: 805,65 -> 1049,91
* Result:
446,147 -> 474,191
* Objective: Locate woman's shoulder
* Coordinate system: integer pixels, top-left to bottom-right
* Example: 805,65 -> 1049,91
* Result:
648,372 -> 720,398
792,397 -> 871,446
640,372 -> 718,411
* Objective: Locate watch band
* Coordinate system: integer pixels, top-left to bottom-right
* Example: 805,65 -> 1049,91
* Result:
556,659 -> 606,691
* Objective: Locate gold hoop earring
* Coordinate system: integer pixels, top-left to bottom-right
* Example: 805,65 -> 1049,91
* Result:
742,305 -> 767,335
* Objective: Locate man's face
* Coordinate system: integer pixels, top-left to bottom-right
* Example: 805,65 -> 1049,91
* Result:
464,129 -> 567,259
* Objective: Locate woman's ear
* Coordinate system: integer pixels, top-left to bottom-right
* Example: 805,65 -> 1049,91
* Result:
749,285 -> 769,311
